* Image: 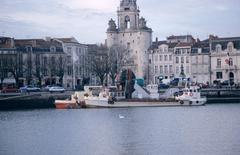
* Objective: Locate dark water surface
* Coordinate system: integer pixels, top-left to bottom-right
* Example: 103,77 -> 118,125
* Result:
1,104 -> 240,155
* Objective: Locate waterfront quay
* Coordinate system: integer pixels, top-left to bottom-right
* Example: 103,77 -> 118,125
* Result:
0,88 -> 240,110
0,91 -> 74,110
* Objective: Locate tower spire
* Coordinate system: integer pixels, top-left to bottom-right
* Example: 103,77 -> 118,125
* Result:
120,0 -> 137,10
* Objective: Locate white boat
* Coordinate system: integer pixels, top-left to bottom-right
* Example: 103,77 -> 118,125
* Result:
84,89 -> 114,108
83,85 -> 207,108
175,86 -> 207,105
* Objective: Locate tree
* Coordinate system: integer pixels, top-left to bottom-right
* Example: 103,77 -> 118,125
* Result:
8,53 -> 22,88
92,53 -> 109,85
56,55 -> 67,86
89,45 -> 109,85
0,55 -> 6,88
108,45 -> 133,85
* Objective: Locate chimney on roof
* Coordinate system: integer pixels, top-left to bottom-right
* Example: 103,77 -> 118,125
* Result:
196,38 -> 200,43
209,34 -> 218,40
155,37 -> 158,43
11,38 -> 15,47
45,37 -> 51,42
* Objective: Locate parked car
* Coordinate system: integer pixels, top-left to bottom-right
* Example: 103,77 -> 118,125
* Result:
20,85 -> 41,93
42,85 -> 52,92
221,80 -> 234,86
158,83 -> 170,89
1,86 -> 19,93
170,78 -> 179,86
49,86 -> 65,93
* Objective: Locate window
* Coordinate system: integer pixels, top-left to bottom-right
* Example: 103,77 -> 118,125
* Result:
155,55 -> 158,62
155,66 -> 158,74
217,59 -> 221,67
216,45 -> 221,52
125,16 -> 130,29
36,54 -> 40,66
164,47 -> 167,52
159,55 -> 162,61
51,57 -> 56,65
186,66 -> 189,74
186,56 -> 189,63
216,72 -> 223,79
181,57 -> 184,63
164,55 -> 168,61
182,49 -> 186,54
169,55 -> 172,61
160,66 -> 163,74
127,42 -> 130,49
176,57 -> 179,63
26,46 -> 32,52
50,46 -> 56,52
67,66 -> 72,75
227,42 -> 234,52
160,48 -> 163,52
169,65 -> 173,73
67,47 -> 72,53
228,46 -> 233,52
175,49 -> 180,55
176,67 -> 179,74
229,58 -> 233,66
43,57 -> 47,65
79,67 -> 82,75
164,65 -> 168,74
67,56 -> 71,63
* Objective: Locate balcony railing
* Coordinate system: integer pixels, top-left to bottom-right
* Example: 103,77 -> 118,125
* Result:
224,65 -> 238,70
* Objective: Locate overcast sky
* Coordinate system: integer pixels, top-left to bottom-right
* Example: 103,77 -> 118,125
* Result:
0,0 -> 240,44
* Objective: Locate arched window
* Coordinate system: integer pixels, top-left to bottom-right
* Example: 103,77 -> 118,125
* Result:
217,58 -> 221,67
227,42 -> 234,52
216,44 -> 221,52
229,58 -> 233,66
125,16 -> 130,29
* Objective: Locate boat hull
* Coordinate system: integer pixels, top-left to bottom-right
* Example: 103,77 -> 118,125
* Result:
84,100 -> 206,108
54,100 -> 78,109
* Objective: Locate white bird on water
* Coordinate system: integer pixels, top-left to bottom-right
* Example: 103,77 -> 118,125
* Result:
119,114 -> 125,119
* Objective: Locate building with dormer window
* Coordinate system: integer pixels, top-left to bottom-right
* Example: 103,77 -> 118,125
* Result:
210,37 -> 240,85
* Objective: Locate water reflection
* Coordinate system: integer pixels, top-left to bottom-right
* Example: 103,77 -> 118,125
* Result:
0,104 -> 240,155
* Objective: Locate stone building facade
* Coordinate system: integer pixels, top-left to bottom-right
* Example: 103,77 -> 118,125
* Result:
106,0 -> 152,80
54,37 -> 89,89
0,37 -> 19,86
149,39 -> 176,84
14,38 -> 68,87
210,37 -> 240,85
191,41 -> 210,84
0,36 -> 93,89
149,35 -> 195,84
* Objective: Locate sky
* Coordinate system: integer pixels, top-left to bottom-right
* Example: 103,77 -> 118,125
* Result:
0,0 -> 240,44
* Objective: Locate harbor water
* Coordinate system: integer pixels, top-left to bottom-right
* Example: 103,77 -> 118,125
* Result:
1,103 -> 240,155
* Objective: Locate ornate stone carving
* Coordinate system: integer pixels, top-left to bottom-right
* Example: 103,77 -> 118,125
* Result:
107,19 -> 117,32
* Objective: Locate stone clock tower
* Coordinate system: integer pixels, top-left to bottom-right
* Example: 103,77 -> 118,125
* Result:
106,0 -> 152,80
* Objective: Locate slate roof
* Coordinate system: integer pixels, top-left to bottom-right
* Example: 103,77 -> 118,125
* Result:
15,39 -> 64,53
149,41 -> 178,50
191,41 -> 210,54
167,35 -> 193,40
211,37 -> 240,50
56,37 -> 82,44
175,42 -> 193,48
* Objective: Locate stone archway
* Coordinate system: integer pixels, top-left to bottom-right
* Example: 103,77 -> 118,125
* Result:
120,69 -> 136,99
